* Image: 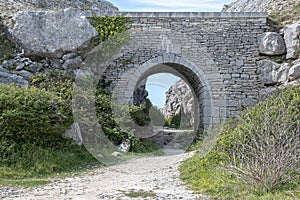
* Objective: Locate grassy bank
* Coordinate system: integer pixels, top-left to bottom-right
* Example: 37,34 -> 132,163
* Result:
180,86 -> 300,199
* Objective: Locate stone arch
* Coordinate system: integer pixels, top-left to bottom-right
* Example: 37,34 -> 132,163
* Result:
113,53 -> 215,135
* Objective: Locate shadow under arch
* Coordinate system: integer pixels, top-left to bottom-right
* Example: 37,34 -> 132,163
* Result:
111,53 -> 215,137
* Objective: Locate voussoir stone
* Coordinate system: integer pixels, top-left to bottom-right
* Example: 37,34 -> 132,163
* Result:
258,32 -> 286,56
7,8 -> 98,58
283,22 -> 300,59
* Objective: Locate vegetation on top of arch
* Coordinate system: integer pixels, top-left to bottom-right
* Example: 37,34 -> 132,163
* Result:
89,15 -> 132,42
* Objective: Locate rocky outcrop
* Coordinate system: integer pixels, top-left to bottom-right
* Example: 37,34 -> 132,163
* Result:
258,32 -> 286,56
282,22 -> 300,59
222,0 -> 271,12
222,0 -> 298,14
0,53 -> 46,84
6,8 -> 98,58
0,0 -> 118,17
163,80 -> 194,126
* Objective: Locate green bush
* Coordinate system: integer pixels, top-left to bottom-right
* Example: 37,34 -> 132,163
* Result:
95,88 -> 130,145
129,105 -> 151,126
89,15 -> 132,42
165,111 -> 181,128
180,86 -> 300,199
0,83 -> 98,179
0,84 -> 72,147
165,107 -> 192,129
95,89 -> 159,153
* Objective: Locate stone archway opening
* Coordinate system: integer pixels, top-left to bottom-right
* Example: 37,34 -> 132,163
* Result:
134,72 -> 196,152
110,54 -> 214,154
121,60 -> 213,154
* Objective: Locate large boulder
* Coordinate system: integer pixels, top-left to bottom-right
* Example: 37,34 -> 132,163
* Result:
258,32 -> 286,56
257,59 -> 289,85
6,8 -> 98,58
283,22 -> 300,59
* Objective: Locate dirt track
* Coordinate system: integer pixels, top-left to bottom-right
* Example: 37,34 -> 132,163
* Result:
1,152 -> 207,200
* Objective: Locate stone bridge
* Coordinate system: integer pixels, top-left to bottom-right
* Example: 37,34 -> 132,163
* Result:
93,12 -> 268,135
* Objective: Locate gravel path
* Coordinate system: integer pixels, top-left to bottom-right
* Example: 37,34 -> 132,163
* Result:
1,152 -> 207,200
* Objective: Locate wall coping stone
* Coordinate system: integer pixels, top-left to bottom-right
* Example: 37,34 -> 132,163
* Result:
120,12 -> 267,18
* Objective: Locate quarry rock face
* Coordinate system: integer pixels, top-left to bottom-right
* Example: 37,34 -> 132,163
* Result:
163,80 -> 194,126
7,8 -> 98,58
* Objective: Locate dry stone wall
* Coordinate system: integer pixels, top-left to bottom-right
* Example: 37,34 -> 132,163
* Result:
101,12 -> 268,131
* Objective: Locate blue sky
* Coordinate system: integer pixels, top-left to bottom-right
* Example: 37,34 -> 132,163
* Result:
109,0 -> 232,12
146,73 -> 180,108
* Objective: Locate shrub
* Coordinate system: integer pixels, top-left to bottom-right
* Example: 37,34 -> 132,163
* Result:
0,84 -> 72,147
0,84 -> 98,179
31,69 -> 75,126
89,15 -> 132,42
226,86 -> 300,192
165,107 -> 192,129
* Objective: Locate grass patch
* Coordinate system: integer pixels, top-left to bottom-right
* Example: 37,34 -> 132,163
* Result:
124,190 -> 157,198
180,86 -> 300,199
0,144 -> 100,183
